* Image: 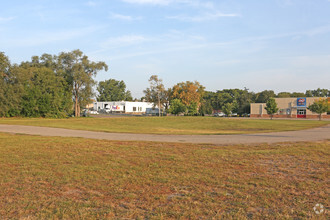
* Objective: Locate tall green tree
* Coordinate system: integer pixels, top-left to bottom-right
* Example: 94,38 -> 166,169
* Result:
0,52 -> 24,117
0,52 -> 12,116
236,88 -> 254,114
20,66 -> 72,117
97,79 -> 132,101
264,98 -> 279,120
143,75 -> 167,116
58,50 -> 108,117
308,98 -> 329,121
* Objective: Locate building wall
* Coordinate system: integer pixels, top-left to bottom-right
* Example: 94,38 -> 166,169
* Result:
125,102 -> 154,113
94,101 -> 125,112
250,103 -> 265,115
93,101 -> 154,114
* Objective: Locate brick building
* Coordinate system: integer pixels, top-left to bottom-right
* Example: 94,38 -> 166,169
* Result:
250,97 -> 330,119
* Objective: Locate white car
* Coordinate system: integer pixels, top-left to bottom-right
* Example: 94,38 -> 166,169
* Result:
89,110 -> 99,114
214,112 -> 226,117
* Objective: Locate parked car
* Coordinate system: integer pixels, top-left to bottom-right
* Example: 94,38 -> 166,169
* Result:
230,113 -> 238,117
214,112 -> 226,117
89,110 -> 99,115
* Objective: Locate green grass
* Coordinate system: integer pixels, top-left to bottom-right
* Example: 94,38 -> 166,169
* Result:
0,133 -> 328,219
0,117 -> 328,135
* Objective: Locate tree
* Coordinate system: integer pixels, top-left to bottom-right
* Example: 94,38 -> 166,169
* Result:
97,79 -> 132,101
168,99 -> 186,115
305,88 -> 329,97
255,90 -> 275,103
171,81 -> 204,115
236,88 -> 254,115
143,75 -> 166,116
58,50 -> 108,117
264,98 -> 279,119
308,98 -> 329,121
205,88 -> 254,115
0,52 -> 12,117
0,52 -> 10,78
199,100 -> 213,116
222,103 -> 233,116
171,81 -> 204,106
277,92 -> 291,98
187,102 -> 199,115
20,66 -> 72,118
0,52 -> 24,117
290,92 -> 305,97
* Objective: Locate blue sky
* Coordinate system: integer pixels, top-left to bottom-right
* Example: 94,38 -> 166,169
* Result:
1,0 -> 330,98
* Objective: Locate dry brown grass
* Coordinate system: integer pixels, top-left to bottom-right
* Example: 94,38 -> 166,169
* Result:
0,132 -> 328,219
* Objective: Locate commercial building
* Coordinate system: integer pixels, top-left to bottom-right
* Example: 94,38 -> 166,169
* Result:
93,101 -> 155,114
250,97 -> 330,119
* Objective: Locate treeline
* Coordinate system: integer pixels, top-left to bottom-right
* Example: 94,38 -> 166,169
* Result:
1,51 -> 329,118
0,50 -> 107,117
141,75 -> 329,116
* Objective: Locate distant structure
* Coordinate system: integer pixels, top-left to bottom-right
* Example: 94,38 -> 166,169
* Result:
250,97 -> 330,119
93,101 -> 155,114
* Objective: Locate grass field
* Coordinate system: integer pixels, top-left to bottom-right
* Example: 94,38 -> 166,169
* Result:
0,117 -> 328,135
0,132 -> 328,219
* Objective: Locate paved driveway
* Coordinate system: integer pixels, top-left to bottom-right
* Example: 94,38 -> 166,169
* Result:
0,124 -> 329,145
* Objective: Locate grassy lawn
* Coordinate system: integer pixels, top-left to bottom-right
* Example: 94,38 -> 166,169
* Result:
0,117 -> 328,135
0,133 -> 328,219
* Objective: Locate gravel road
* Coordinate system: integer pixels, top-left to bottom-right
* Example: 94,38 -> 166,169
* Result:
0,124 -> 329,145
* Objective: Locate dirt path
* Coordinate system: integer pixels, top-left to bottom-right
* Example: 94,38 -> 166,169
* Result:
0,124 -> 329,145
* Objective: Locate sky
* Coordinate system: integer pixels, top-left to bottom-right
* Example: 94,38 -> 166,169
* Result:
1,0 -> 330,98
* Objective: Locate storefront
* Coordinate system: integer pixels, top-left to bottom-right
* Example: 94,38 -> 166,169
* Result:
296,97 -> 306,118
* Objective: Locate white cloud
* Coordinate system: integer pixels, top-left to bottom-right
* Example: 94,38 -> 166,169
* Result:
110,13 -> 142,21
167,12 -> 240,22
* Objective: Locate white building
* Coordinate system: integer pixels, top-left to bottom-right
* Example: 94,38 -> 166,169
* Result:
93,101 -> 155,114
